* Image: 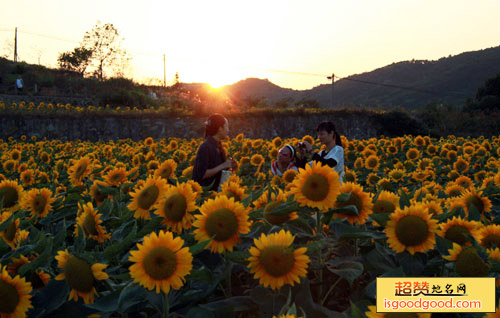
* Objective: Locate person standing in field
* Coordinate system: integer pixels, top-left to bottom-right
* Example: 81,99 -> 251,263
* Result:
296,121 -> 345,182
193,114 -> 237,191
16,76 -> 24,94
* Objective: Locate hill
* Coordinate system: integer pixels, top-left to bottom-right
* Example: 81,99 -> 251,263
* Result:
219,45 -> 500,109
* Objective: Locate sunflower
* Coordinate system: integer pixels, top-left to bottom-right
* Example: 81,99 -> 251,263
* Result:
7,256 -> 50,290
344,168 -> 357,183
385,204 -> 438,255
406,148 -> 420,161
443,243 -> 489,277
129,230 -> 192,293
0,265 -> 33,318
333,182 -> 373,225
220,182 -> 247,202
289,161 -> 340,212
67,157 -> 92,186
479,225 -> 500,249
154,159 -> 177,180
353,158 -> 364,169
388,169 -> 405,183
154,183 -> 197,233
144,137 -> 154,146
437,216 -> 481,245
455,176 -> 473,189
372,190 -> 400,215
90,180 -> 110,206
376,178 -> 392,191
0,180 -> 24,211
55,250 -> 108,304
453,156 -> 469,173
128,176 -> 169,220
302,135 -> 314,146
411,170 -> 429,183
364,155 -> 380,171
495,172 -> 500,187
282,169 -> 298,184
181,166 -> 193,179
273,315 -> 302,318
459,187 -> 492,218
250,154 -> 264,167
272,137 -> 283,148
193,196 -> 250,253
248,229 -> 310,290
185,180 -> 202,199
365,305 -> 430,318
258,190 -> 298,225
104,167 -> 127,186
74,202 -> 110,242
19,188 -> 55,219
444,183 -> 465,198
36,171 -> 49,184
422,200 -> 442,215
366,173 -> 380,186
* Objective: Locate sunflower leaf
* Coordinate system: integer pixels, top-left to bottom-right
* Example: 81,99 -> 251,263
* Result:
468,203 -> 481,221
200,296 -> 259,313
190,237 -> 213,256
336,192 -> 352,203
331,205 -> 359,217
186,307 -> 215,318
370,213 -> 390,227
104,222 -> 137,261
325,261 -> 364,286
74,225 -> 86,252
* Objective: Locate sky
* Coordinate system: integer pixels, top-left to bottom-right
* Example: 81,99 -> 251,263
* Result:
1,0 -> 500,90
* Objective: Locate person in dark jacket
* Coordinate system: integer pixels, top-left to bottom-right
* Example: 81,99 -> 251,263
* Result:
193,114 -> 236,191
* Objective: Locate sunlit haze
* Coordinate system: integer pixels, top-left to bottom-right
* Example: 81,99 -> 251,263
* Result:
1,0 -> 499,89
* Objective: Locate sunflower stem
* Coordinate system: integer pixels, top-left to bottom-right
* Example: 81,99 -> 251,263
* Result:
163,292 -> 169,318
316,211 -> 324,302
320,276 -> 341,306
224,253 -> 233,297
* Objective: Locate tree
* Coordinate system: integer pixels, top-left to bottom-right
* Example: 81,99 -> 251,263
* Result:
57,22 -> 129,80
58,47 -> 92,76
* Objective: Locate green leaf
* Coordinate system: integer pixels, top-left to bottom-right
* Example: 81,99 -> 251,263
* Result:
117,283 -> 147,313
370,213 -> 390,227
436,234 -> 453,255
325,261 -> 364,286
349,301 -> 366,318
336,192 -> 352,203
74,225 -> 86,252
225,250 -> 250,264
190,237 -> 212,256
200,296 -> 258,312
85,289 -> 121,312
104,222 -> 137,261
186,307 -> 216,318
19,237 -> 53,276
136,216 -> 162,237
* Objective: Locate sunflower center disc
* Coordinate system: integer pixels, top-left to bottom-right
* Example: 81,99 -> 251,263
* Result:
83,212 -> 99,236
4,221 -> 17,242
264,201 -> 289,225
225,191 -> 240,201
0,279 -> 19,313
466,196 -> 484,213
143,246 -> 177,280
1,186 -> 18,208
34,193 -> 47,215
75,163 -> 87,179
94,187 -> 107,202
284,172 -> 296,183
64,256 -> 94,293
259,245 -> 295,277
138,185 -> 159,210
482,235 -> 500,249
161,167 -> 172,179
456,248 -> 490,277
385,313 -> 419,318
373,200 -> 395,214
301,174 -> 329,202
205,208 -> 238,242
337,193 -> 363,216
445,226 -> 470,245
395,215 -> 428,246
367,158 -> 377,168
164,193 -> 187,222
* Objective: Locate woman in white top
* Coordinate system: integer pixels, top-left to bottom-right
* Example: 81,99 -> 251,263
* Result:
270,144 -> 299,176
297,121 -> 345,182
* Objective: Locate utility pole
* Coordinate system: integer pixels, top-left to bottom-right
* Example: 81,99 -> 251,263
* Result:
163,54 -> 166,87
327,73 -> 334,107
14,27 -> 18,62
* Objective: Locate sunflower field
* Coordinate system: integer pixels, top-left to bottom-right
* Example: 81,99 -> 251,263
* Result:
1,133 -> 500,318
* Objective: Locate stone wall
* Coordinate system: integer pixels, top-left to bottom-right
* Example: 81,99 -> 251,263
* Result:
0,112 -> 380,141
